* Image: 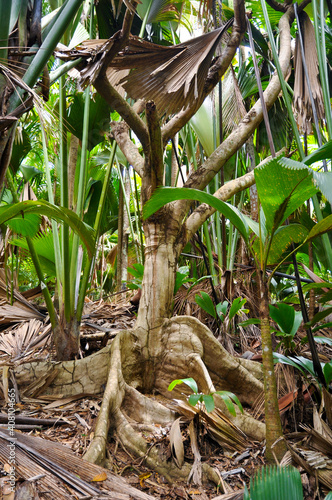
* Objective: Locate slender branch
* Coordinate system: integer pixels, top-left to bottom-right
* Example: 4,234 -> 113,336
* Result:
179,171 -> 255,251
99,2 -> 136,70
111,121 -> 144,177
204,0 -> 246,93
172,8 -> 293,227
265,0 -> 288,12
161,0 -> 246,145
298,0 -> 312,11
265,0 -> 311,14
94,74 -> 149,151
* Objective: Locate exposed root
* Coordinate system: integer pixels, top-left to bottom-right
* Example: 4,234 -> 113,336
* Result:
83,316 -> 266,482
7,316 -> 265,483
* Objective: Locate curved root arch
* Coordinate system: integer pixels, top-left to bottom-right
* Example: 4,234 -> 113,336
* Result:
83,316 -> 265,482
11,316 -> 265,482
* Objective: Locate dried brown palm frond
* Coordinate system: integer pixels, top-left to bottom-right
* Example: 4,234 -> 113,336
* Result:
288,442 -> 332,489
293,11 -> 325,134
222,65 -> 246,137
0,269 -> 45,323
287,409 -> 332,489
0,319 -> 47,360
56,19 -> 233,116
0,63 -> 52,132
171,399 -> 248,451
110,19 -> 233,116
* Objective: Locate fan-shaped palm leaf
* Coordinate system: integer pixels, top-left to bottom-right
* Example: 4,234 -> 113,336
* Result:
110,19 -> 233,115
11,231 -> 57,277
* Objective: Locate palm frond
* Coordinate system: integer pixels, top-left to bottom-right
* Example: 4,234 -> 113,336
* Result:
0,319 -> 46,360
109,19 -> 233,115
10,231 -> 56,277
293,12 -> 325,134
145,0 -> 177,24
222,66 -> 247,137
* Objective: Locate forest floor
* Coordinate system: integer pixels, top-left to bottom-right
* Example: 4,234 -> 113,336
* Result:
0,290 -> 331,499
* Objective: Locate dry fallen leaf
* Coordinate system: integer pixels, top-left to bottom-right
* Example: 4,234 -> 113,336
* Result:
139,472 -> 151,487
92,471 -> 107,482
169,417 -> 184,468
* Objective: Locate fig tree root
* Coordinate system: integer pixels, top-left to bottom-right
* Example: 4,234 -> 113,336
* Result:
10,316 -> 265,484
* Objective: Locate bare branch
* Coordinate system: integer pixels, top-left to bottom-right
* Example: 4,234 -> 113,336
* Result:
145,101 -> 164,199
172,7 -> 294,235
101,1 -> 137,69
94,78 -> 149,149
162,0 -> 246,145
265,0 -> 288,13
298,0 -> 312,12
204,0 -> 246,94
178,171 -> 255,252
111,121 -> 144,177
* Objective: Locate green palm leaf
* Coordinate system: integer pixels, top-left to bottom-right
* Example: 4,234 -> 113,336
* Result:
11,232 -> 57,277
254,157 -> 317,234
247,465 -> 303,500
143,187 -> 249,243
0,200 -> 95,257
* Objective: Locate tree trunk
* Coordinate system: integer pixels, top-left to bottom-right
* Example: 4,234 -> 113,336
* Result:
53,317 -> 80,361
116,166 -> 129,292
135,219 -> 179,392
259,272 -> 287,462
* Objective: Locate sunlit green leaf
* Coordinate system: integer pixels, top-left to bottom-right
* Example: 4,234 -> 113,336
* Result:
229,297 -> 247,321
202,394 -> 215,413
0,201 -> 95,258
269,303 -> 299,336
216,301 -> 228,321
195,291 -> 216,319
216,390 -> 244,415
143,187 -> 249,243
239,318 -> 261,326
6,213 -> 40,237
189,393 -> 202,407
306,214 -> 332,243
304,140 -> 332,166
255,157 -> 317,234
127,263 -> 145,279
168,377 -> 198,394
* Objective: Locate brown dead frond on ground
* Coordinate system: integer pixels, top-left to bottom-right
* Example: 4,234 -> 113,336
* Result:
287,409 -> 332,491
0,269 -> 45,326
0,428 -> 153,499
0,319 -> 49,362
